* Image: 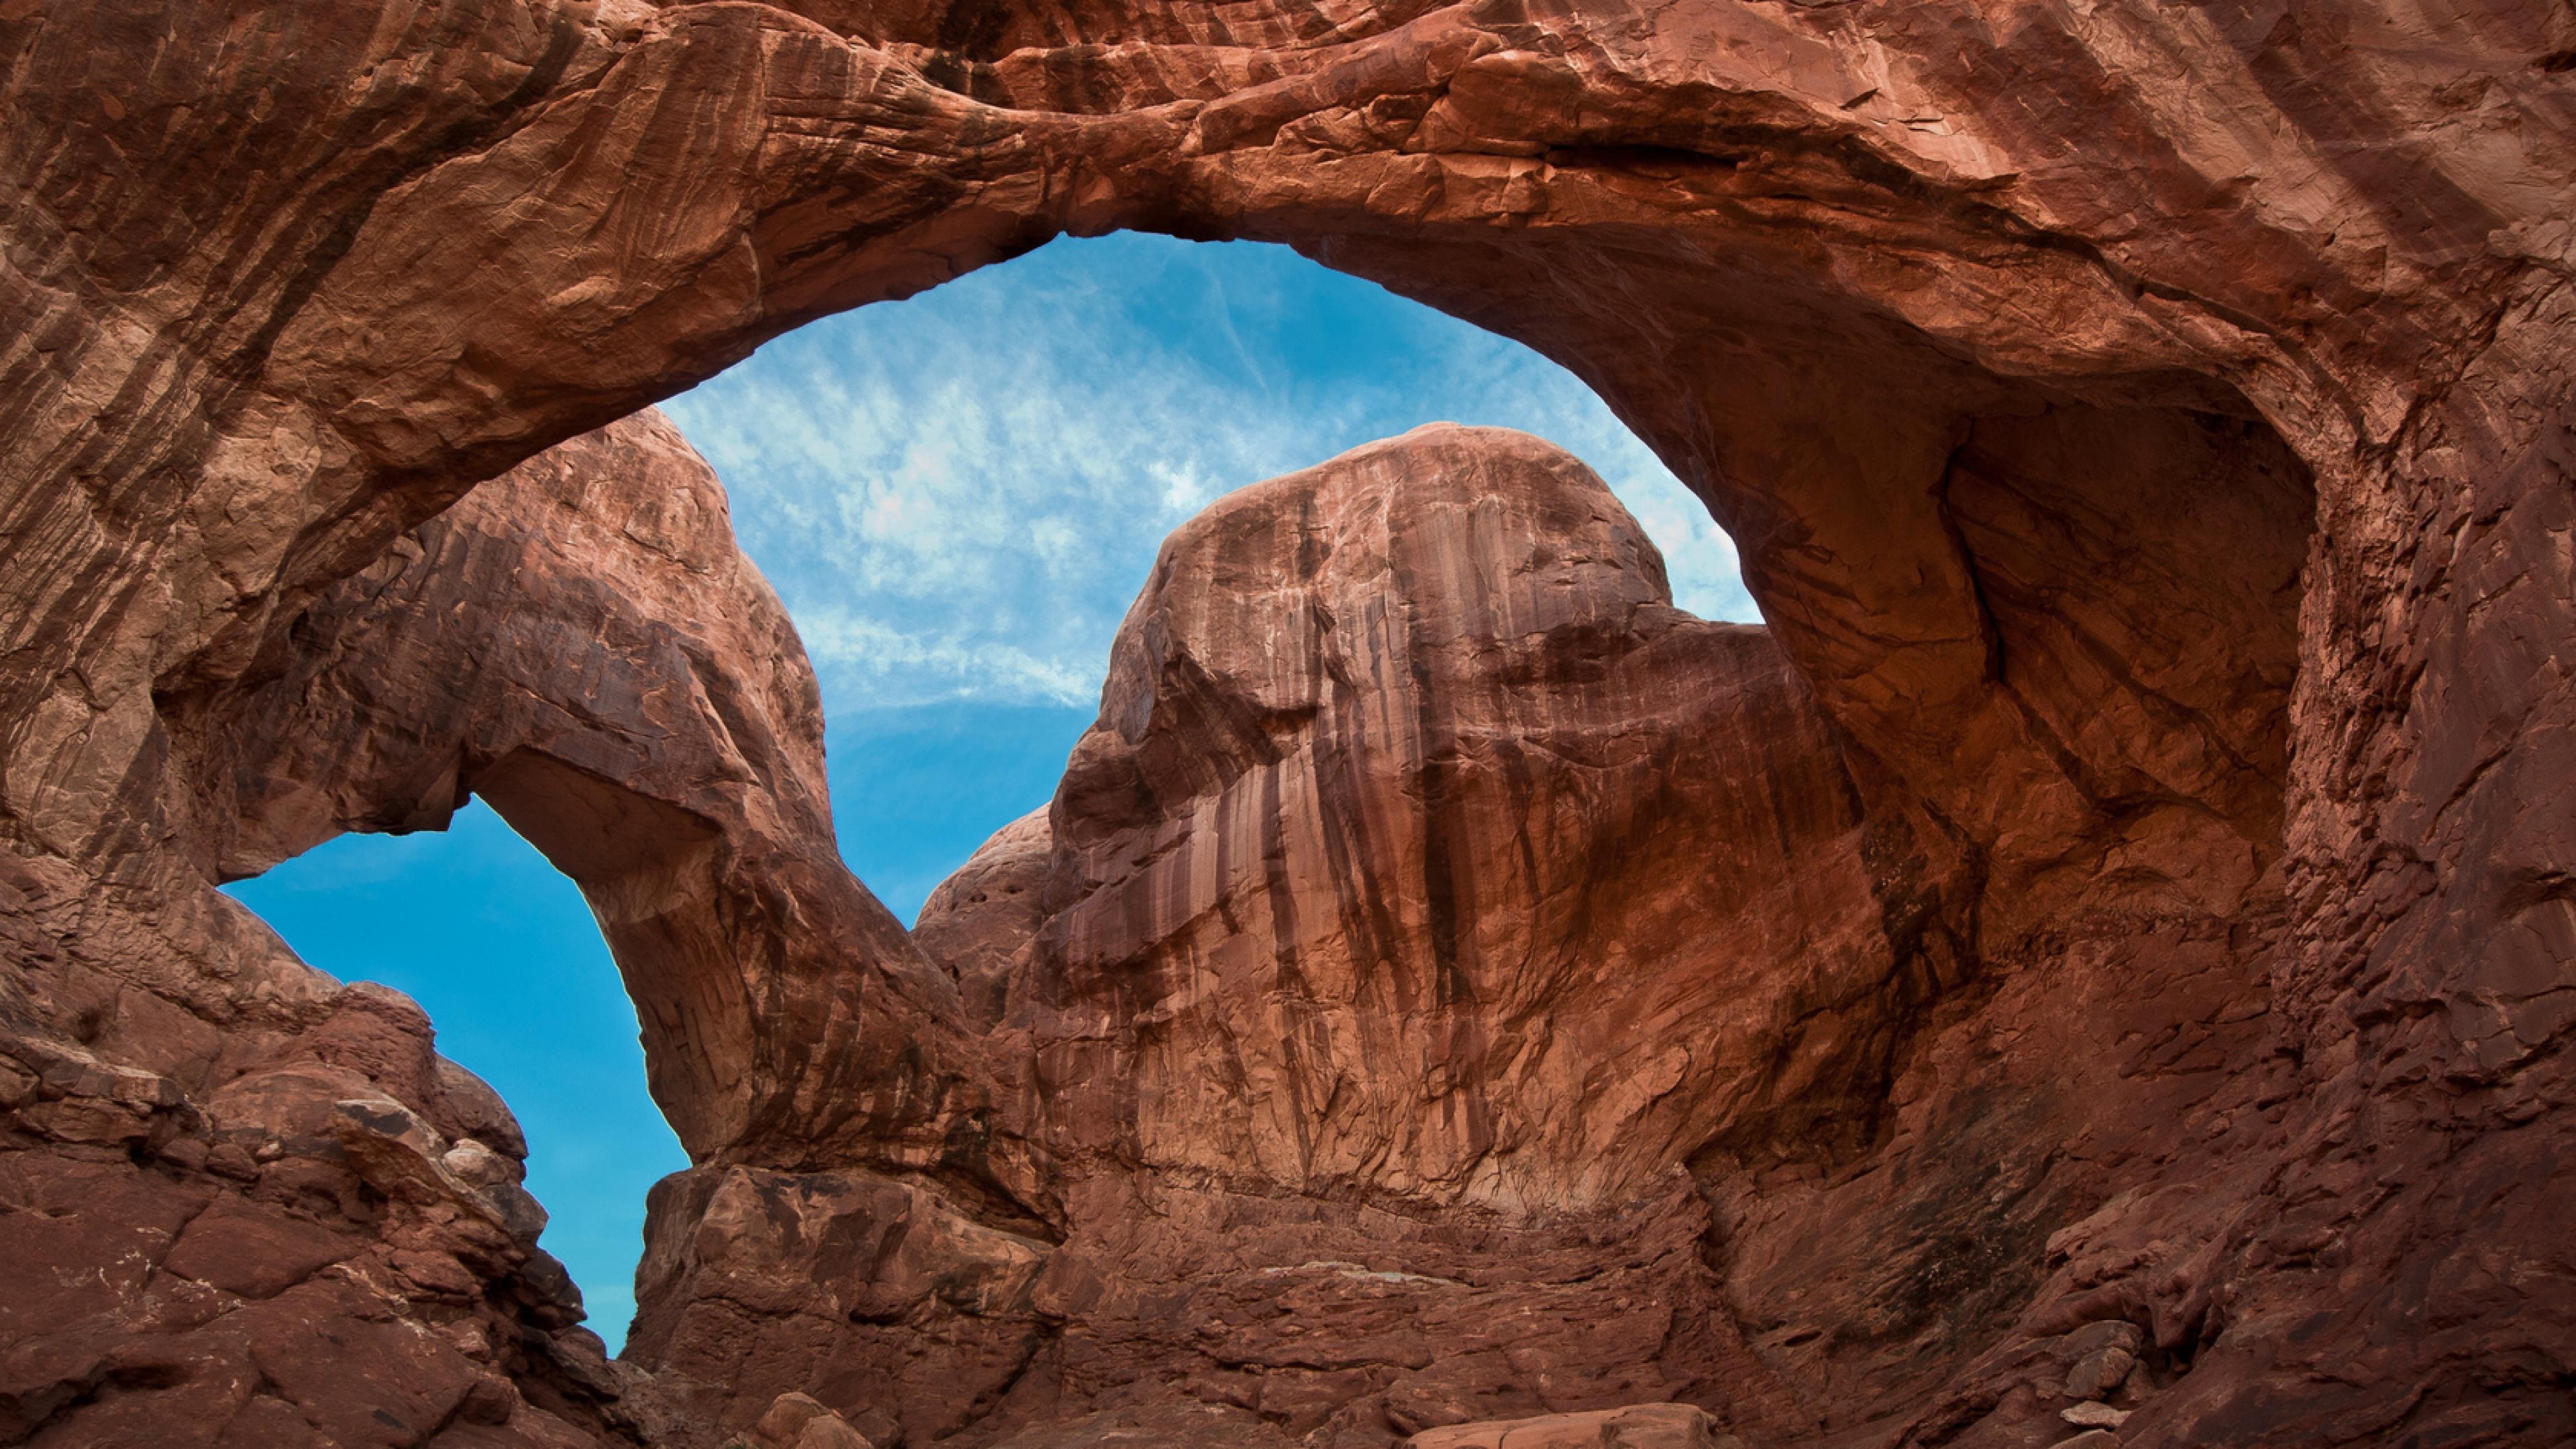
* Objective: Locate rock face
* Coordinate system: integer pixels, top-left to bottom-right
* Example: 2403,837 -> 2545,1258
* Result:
178,410 -> 1016,1193
0,411 -> 1029,1446
880,425 -> 2311,1448
935,426 -> 1892,1208
3,1 -> 2573,1448
1403,1403 -> 1736,1449
900,428 -> 1862,1443
0,415 -> 696,1447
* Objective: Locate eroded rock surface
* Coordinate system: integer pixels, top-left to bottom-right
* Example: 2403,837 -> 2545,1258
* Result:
906,427 -> 1886,1437
639,432 -> 1863,1448
1403,1403 -> 1737,1449
177,409 -> 1008,1186
938,426 -> 1892,1208
4,0 -> 2573,1446
0,411 -> 1034,1446
0,416 -> 722,1446
884,427 -> 2306,1448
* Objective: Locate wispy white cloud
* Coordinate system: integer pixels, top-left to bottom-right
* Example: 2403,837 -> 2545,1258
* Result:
662,235 -> 1756,716
792,606 -> 1101,706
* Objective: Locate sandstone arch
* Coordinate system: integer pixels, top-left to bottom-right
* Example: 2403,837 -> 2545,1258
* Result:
3,1 -> 2571,1447
173,411 -> 1010,1177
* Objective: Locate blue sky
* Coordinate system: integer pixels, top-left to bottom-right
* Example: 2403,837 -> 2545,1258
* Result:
225,234 -> 1754,1352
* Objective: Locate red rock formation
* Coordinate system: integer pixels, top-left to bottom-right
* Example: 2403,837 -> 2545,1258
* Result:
884,425 -> 2315,1448
3,0 -> 2572,1446
178,411 -> 1011,1188
0,411 -> 1039,1446
940,426 -> 1894,1208
0,417 -> 690,1447
898,427 -> 1859,1443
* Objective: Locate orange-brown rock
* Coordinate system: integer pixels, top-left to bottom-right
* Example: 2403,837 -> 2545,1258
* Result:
889,427 -> 1856,1443
1403,1403 -> 1737,1449
3,0 -> 2573,1447
936,426 -> 1895,1207
178,409 -> 1010,1187
0,411 -> 1038,1446
881,425 -> 2312,1448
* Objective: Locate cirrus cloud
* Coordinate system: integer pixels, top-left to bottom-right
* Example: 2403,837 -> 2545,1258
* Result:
662,234 -> 1756,718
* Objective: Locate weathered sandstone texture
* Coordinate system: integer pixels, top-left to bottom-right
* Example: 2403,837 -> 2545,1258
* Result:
875,423 -> 2312,1448
0,411 -> 1030,1446
892,427 -> 1866,1444
3,0 -> 2573,1446
1402,1403 -> 1737,1449
932,426 -> 1890,1207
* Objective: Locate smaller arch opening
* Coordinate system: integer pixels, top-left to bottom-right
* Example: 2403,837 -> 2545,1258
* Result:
221,800 -> 686,1352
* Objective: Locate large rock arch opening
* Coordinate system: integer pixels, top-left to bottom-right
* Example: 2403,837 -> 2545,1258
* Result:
3,2 -> 2568,1447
